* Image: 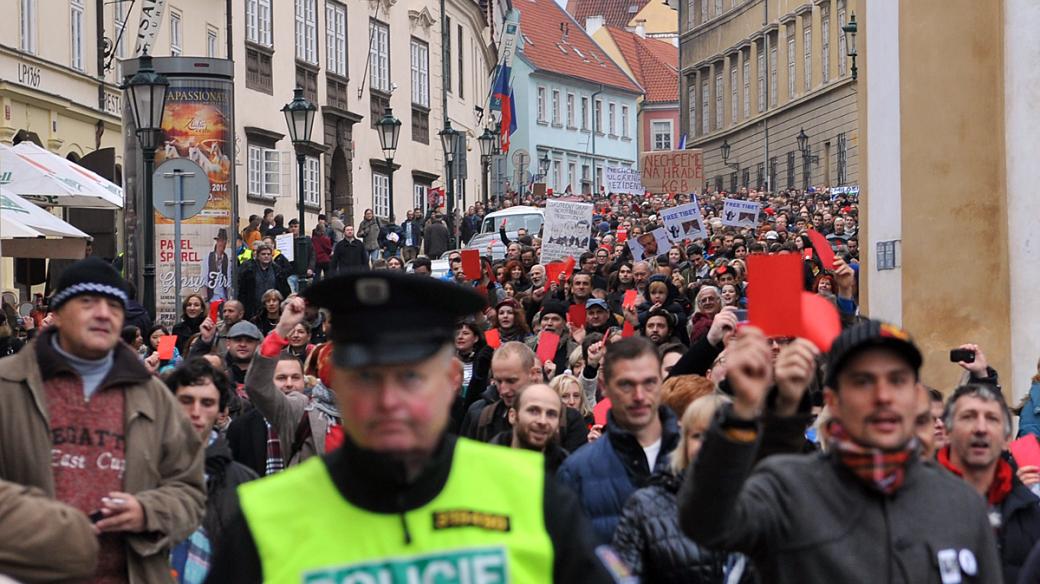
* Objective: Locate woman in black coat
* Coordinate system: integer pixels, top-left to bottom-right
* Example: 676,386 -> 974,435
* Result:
171,293 -> 206,355
451,320 -> 493,432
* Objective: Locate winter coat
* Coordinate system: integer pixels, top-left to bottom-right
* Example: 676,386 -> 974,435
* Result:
557,406 -> 682,543
378,222 -> 403,257
678,410 -> 1002,584
312,232 -> 333,264
1017,380 -> 1040,438
172,314 -> 204,356
423,221 -> 450,259
0,331 -> 206,584
996,475 -> 1040,584
202,436 -> 258,547
358,217 -> 382,251
489,431 -> 569,474
238,259 -> 291,319
330,237 -> 369,273
612,471 -> 738,584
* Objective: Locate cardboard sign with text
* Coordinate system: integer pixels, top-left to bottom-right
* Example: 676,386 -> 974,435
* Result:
640,150 -> 704,194
721,199 -> 761,228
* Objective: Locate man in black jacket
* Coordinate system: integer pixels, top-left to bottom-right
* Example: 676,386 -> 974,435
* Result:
330,224 -> 368,273
238,243 -> 290,319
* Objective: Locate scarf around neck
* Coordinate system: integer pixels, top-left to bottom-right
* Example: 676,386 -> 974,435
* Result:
827,419 -> 917,496
937,445 -> 1014,506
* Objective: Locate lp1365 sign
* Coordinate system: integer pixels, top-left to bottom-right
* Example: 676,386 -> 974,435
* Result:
640,150 -> 704,194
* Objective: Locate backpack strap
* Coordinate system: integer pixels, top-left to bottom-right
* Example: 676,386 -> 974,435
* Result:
287,411 -> 313,464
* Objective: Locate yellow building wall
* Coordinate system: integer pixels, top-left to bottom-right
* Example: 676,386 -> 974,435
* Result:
631,0 -> 679,36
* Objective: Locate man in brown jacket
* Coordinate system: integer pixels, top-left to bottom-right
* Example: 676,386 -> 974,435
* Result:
0,258 -> 205,583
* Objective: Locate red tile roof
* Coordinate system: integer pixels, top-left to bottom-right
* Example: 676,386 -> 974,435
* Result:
566,0 -> 651,29
602,26 -> 677,104
517,0 -> 643,94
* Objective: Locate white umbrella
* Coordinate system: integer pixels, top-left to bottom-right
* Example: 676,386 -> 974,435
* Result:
0,142 -> 123,209
0,188 -> 90,259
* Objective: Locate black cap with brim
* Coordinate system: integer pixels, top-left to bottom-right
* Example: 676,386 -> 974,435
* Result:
303,271 -> 486,368
824,320 -> 923,389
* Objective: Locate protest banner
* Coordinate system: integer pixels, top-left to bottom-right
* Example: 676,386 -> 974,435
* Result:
660,201 -> 707,243
604,167 -> 644,194
627,227 -> 671,262
721,199 -> 761,228
640,149 -> 704,193
541,199 -> 593,264
275,233 -> 295,262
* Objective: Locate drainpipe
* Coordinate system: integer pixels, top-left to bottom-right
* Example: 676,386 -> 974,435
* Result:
590,84 -> 603,194
763,0 -> 770,192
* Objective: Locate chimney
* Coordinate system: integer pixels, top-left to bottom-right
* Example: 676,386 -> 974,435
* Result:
634,19 -> 646,38
586,15 -> 604,36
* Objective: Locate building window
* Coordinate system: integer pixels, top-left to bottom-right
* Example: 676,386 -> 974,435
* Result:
838,0 -> 848,77
687,0 -> 695,30
113,0 -> 127,75
714,175 -> 723,192
445,16 -> 452,93
71,0 -> 84,71
787,25 -> 796,98
410,38 -> 429,107
714,72 -> 723,129
595,99 -> 603,133
730,65 -> 738,124
369,19 -> 390,92
803,22 -> 812,92
755,162 -> 763,189
581,96 -> 589,130
757,42 -> 766,112
714,0 -> 723,18
769,156 -> 777,190
247,145 -> 280,198
652,120 -> 673,151
553,160 -> 562,190
303,156 -> 321,207
741,168 -> 750,189
411,107 -> 429,144
568,162 -> 576,192
769,41 -> 778,106
457,25 -> 464,97
729,172 -> 738,193
372,172 -> 390,218
207,28 -> 219,57
537,86 -> 547,122
700,0 -> 708,24
551,89 -> 561,126
620,105 -> 629,138
837,132 -> 848,185
246,46 -> 274,94
413,183 -> 428,210
170,11 -> 182,56
327,2 -> 347,77
295,0 -> 317,63
786,151 -> 795,189
687,79 -> 696,136
821,4 -> 830,84
20,0 -> 37,54
608,102 -> 616,135
742,58 -> 750,119
246,0 -> 273,47
566,93 -> 575,128
700,79 -> 709,134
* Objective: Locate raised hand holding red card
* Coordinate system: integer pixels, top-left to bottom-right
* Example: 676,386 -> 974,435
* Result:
536,331 -> 561,364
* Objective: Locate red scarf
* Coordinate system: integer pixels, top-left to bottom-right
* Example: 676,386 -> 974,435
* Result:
937,446 -> 1014,505
827,420 -> 916,496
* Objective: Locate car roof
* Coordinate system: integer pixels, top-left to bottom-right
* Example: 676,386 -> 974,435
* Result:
484,206 -> 543,218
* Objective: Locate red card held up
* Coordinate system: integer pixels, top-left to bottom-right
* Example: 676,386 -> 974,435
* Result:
461,249 -> 482,280
747,254 -> 803,339
594,398 -> 612,426
209,300 -> 221,323
1011,435 -> 1040,469
622,289 -> 638,310
157,335 -> 178,360
621,321 -> 636,338
484,328 -> 501,349
799,292 -> 841,352
807,229 -> 837,271
543,256 -> 577,292
536,331 -> 561,364
568,304 -> 587,328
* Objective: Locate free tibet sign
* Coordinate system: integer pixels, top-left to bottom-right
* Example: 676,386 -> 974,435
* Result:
640,150 -> 704,194
303,547 -> 508,583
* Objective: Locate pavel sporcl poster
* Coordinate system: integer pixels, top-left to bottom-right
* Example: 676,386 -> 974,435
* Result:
541,199 -> 593,264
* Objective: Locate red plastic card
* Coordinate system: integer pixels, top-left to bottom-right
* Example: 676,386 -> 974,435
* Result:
461,249 -> 482,280
594,398 -> 612,426
622,289 -> 638,310
1011,435 -> 1040,469
747,254 -> 803,338
807,229 -> 836,271
157,335 -> 178,360
568,304 -> 587,328
209,301 -> 221,323
536,331 -> 561,364
621,321 -> 636,338
484,328 -> 501,349
799,292 -> 841,352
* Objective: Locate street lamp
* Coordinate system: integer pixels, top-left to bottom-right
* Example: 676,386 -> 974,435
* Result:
282,87 -> 317,279
538,152 -> 551,182
376,108 -> 402,221
439,122 -> 461,248
842,13 -> 858,81
720,139 -> 740,170
796,128 -> 819,190
478,127 -> 496,209
125,52 -> 169,317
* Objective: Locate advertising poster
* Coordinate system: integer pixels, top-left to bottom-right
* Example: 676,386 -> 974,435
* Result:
541,199 -> 593,264
153,80 -> 235,321
660,201 -> 707,242
627,228 -> 672,262
721,199 -> 761,228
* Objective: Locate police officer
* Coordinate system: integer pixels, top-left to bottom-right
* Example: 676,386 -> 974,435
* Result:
206,271 -> 621,583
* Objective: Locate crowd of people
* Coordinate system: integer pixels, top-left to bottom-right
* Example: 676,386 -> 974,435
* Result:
3,184 -> 1040,583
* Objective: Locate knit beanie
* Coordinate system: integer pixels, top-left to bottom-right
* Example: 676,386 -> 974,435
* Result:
50,257 -> 128,311
540,300 -> 568,320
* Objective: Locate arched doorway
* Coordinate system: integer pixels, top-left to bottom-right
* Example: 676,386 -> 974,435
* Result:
330,146 -> 351,221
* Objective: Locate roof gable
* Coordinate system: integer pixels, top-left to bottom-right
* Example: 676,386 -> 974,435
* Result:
602,26 -> 677,104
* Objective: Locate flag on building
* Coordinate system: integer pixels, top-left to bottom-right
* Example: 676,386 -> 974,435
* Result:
491,11 -> 520,154
678,134 -> 687,150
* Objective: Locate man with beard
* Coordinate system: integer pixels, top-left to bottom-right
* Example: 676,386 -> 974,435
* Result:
525,301 -> 579,376
490,384 -> 569,473
938,383 -> 1040,583
642,309 -> 679,347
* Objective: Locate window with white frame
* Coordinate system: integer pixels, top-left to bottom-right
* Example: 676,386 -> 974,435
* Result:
71,0 -> 84,71
769,43 -> 778,106
652,120 -> 672,151
170,10 -> 182,56
20,0 -> 37,54
537,86 -> 546,122
553,160 -> 561,190
687,79 -> 696,136
551,89 -> 561,125
742,57 -> 750,118
608,102 -> 616,135
327,2 -> 347,77
621,105 -> 629,138
714,0 -> 722,18
566,93 -> 575,127
113,0 -> 127,76
296,0 -> 317,63
787,25 -> 796,97
207,28 -> 219,57
246,0 -> 273,47
700,78 -> 709,132
595,99 -> 603,133
838,0 -> 847,77
413,183 -> 427,210
714,72 -> 723,129
303,156 -> 320,207
410,39 -> 429,107
247,145 -> 280,198
373,172 -> 390,218
821,4 -> 830,84
369,20 -> 390,92
686,0 -> 695,30
757,42 -> 765,112
568,162 -> 576,191
803,22 -> 812,91
730,64 -> 738,124
581,96 -> 589,130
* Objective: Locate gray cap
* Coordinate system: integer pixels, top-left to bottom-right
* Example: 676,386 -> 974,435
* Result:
227,321 -> 263,340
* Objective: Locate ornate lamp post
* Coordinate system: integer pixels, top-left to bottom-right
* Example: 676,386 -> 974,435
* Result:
282,87 -> 317,278
478,127 -> 496,209
376,108 -> 402,221
439,122 -> 461,248
842,13 -> 859,81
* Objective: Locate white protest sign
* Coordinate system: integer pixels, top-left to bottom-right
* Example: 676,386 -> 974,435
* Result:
541,199 -> 593,264
721,199 -> 761,228
275,233 -> 295,262
604,167 -> 644,194
134,0 -> 168,56
660,201 -> 707,243
627,228 -> 672,262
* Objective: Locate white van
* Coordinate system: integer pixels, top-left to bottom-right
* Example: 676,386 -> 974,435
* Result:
465,205 -> 544,260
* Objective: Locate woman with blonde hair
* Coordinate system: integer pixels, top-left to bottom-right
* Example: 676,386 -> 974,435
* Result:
551,374 -> 593,427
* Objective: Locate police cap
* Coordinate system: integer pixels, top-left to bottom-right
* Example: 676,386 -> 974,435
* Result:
303,271 -> 486,368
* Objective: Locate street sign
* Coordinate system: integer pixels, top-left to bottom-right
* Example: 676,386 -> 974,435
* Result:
152,159 -> 210,220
